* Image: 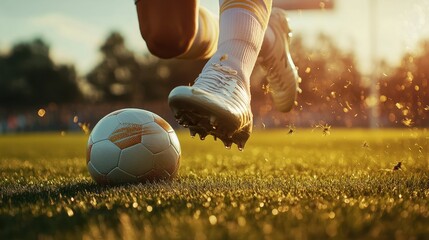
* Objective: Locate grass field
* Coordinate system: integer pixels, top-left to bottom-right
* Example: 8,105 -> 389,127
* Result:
1,129 -> 428,239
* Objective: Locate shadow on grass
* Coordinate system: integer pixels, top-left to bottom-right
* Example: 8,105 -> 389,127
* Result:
1,181 -> 107,204
1,180 -> 157,239
1,205 -> 124,239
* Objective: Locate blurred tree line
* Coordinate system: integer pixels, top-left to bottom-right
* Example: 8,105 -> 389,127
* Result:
0,31 -> 428,130
0,39 -> 80,106
378,41 -> 429,127
85,32 -> 207,103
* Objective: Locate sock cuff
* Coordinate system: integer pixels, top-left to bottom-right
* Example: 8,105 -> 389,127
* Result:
220,0 -> 271,28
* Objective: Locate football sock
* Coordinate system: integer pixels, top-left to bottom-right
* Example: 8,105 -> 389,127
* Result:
178,7 -> 219,60
259,22 -> 275,57
201,0 -> 272,86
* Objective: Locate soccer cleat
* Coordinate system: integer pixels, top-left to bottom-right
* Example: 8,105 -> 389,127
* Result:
258,8 -> 301,113
168,64 -> 253,150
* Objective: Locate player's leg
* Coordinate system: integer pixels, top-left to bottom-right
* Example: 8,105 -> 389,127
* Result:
135,0 -> 218,60
257,8 -> 301,112
169,0 -> 273,150
178,7 -> 219,60
135,0 -> 198,59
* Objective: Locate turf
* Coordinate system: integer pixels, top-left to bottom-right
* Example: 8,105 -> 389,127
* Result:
1,129 -> 428,239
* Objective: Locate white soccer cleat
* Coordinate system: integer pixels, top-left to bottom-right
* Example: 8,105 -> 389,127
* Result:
258,8 -> 301,112
168,64 -> 253,150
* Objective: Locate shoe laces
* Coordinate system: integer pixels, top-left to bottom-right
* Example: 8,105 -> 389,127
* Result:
194,63 -> 250,100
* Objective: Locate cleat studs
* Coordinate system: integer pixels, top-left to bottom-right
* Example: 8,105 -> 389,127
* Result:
213,135 -> 217,141
199,132 -> 207,141
237,141 -> 246,151
222,138 -> 233,149
190,129 -> 197,138
231,130 -> 250,151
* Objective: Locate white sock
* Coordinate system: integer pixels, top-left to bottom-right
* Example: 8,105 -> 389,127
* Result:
201,0 -> 272,85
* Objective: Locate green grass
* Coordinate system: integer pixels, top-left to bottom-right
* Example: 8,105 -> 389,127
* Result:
1,129 -> 428,239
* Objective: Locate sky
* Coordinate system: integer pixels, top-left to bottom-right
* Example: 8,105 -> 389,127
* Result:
1,0 -> 429,75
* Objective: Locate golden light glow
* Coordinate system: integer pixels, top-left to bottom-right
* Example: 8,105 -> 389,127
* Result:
365,96 -> 377,107
414,85 -> 420,91
395,103 -> 404,109
402,118 -> 413,127
406,72 -> 414,83
78,123 -> 91,135
37,109 -> 46,117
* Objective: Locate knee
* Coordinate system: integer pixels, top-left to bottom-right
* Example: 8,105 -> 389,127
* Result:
135,0 -> 198,59
143,29 -> 195,59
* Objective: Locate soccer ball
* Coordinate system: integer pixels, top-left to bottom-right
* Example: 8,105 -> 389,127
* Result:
86,108 -> 181,185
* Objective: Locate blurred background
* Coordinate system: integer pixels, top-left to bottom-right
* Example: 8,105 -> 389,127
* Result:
0,0 -> 428,134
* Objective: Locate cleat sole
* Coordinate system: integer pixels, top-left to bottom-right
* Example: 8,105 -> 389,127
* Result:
169,86 -> 251,149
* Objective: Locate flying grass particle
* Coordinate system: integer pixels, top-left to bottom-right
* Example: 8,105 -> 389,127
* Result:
393,162 -> 402,171
314,123 -> 331,135
402,118 -> 413,127
287,124 -> 295,134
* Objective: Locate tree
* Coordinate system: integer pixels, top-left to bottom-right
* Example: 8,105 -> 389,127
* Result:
254,33 -> 369,127
0,38 -> 80,107
86,32 -> 144,103
296,34 -> 368,124
86,31 -> 208,103
378,40 -> 429,127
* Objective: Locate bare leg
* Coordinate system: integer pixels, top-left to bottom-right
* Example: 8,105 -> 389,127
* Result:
135,0 -> 218,60
178,7 -> 219,60
135,0 -> 199,59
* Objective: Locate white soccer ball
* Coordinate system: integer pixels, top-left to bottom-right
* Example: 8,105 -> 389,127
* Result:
86,108 -> 181,184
